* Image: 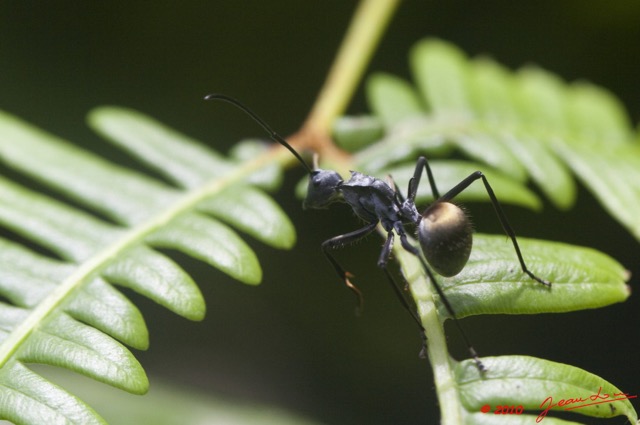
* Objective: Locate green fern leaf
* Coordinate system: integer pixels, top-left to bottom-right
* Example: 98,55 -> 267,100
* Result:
0,361 -> 106,425
88,107 -> 295,249
333,116 -> 384,153
0,107 -> 295,423
427,234 -> 630,318
350,38 -> 640,239
457,356 -> 637,424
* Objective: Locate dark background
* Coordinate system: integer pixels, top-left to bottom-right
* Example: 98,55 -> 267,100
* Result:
1,1 -> 639,424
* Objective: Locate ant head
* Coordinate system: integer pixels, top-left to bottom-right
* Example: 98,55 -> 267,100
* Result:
303,168 -> 343,210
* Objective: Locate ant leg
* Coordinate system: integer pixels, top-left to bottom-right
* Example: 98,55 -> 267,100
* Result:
386,175 -> 406,206
394,224 -> 485,371
321,222 -> 378,313
408,156 -> 441,202
378,230 -> 428,358
439,171 -> 551,287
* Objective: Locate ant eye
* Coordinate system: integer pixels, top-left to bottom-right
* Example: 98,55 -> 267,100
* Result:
310,171 -> 323,186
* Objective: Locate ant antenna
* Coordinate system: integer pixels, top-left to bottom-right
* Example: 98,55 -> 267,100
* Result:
204,94 -> 313,174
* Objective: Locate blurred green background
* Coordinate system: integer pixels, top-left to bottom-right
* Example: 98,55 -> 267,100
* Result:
1,1 -> 639,424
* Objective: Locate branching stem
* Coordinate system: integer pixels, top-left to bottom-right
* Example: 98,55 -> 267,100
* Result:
303,0 -> 400,138
284,0 -> 400,171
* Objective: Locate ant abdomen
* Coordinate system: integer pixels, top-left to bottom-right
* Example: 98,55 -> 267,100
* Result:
418,202 -> 473,277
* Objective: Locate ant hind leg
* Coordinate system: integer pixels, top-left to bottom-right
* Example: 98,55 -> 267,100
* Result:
439,171 -> 551,287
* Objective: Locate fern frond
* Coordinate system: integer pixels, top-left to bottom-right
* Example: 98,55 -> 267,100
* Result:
0,108 -> 294,423
332,38 -> 637,425
353,39 -> 640,241
391,233 -> 634,425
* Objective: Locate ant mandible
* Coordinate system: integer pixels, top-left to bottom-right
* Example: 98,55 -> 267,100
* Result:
205,93 -> 551,371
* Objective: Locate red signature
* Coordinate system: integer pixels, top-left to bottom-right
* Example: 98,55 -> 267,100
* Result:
536,387 -> 637,423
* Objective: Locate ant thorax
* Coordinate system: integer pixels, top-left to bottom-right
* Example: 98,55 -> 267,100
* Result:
339,171 -> 418,230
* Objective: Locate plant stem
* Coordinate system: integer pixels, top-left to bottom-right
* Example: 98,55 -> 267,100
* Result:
393,243 -> 465,425
302,0 -> 400,141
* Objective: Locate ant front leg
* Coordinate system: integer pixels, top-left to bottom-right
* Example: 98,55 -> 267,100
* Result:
321,221 -> 378,313
408,156 -> 441,202
386,175 -> 406,207
440,171 -> 551,287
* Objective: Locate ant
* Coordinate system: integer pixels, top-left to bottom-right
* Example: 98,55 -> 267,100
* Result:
205,93 -> 551,371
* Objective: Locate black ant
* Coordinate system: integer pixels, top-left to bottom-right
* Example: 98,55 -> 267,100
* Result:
204,93 -> 551,371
